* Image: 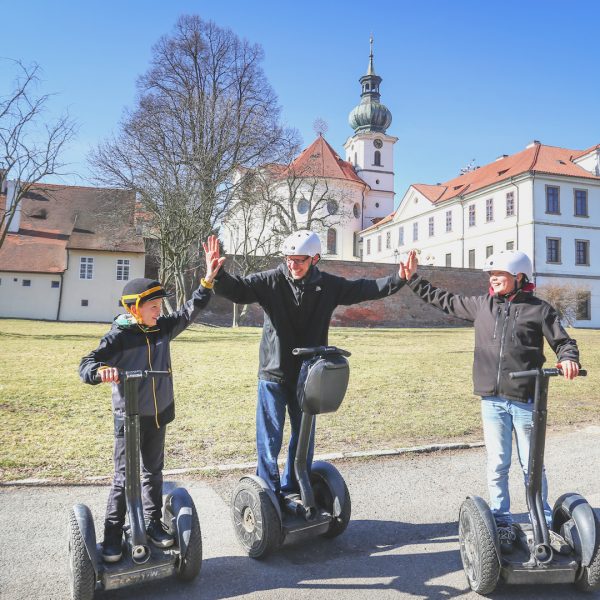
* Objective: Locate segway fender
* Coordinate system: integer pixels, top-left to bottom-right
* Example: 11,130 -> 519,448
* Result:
242,475 -> 283,524
554,493 -> 598,567
72,503 -> 99,577
467,495 -> 501,560
164,487 -> 197,557
311,461 -> 347,517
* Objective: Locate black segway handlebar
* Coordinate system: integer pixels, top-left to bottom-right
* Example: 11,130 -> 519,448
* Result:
292,345 -> 351,358
94,368 -> 172,382
509,368 -> 587,379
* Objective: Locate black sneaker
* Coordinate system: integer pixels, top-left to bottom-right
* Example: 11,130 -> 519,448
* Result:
102,524 -> 123,563
497,522 -> 516,554
146,519 -> 174,548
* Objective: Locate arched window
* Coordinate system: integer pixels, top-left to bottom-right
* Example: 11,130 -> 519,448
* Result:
374,150 -> 381,166
327,228 -> 337,255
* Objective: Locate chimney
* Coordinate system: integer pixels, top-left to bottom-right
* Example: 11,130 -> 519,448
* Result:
6,180 -> 22,233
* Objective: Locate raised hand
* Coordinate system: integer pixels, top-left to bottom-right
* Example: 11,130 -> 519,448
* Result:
399,249 -> 418,280
202,235 -> 226,283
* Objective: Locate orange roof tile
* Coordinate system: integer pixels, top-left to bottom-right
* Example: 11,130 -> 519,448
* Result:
284,136 -> 367,186
0,233 -> 67,273
414,142 -> 600,204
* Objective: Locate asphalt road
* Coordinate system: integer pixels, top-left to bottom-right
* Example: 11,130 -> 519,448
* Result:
2,425 -> 600,600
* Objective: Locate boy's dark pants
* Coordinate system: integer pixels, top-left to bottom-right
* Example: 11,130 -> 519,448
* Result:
105,412 -> 167,530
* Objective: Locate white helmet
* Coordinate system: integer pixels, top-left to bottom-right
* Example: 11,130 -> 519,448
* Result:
483,250 -> 533,279
281,230 -> 322,257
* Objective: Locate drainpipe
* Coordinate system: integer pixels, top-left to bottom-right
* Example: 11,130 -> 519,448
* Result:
56,249 -> 69,321
460,195 -> 465,267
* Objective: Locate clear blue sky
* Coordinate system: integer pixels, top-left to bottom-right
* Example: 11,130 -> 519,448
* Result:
2,0 -> 599,206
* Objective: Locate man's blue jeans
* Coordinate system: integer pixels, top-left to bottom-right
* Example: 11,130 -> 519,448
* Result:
256,379 -> 315,494
481,396 -> 552,526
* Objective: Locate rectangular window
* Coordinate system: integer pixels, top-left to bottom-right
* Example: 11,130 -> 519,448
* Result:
468,249 -> 475,268
445,210 -> 452,232
81,299 -> 89,307
506,192 -> 515,217
546,237 -> 561,263
386,231 -> 391,249
116,258 -> 130,281
486,245 -> 494,258
506,241 -> 514,250
398,226 -> 404,247
575,240 -> 590,266
51,280 -> 60,288
353,232 -> 360,258
574,189 -> 588,217
445,253 -> 451,267
377,235 -> 382,252
79,257 -> 94,280
576,291 -> 591,320
468,204 -> 476,227
486,198 -> 494,222
546,186 -> 560,214
413,222 -> 419,242
22,279 -> 31,287
428,216 -> 434,237
366,239 -> 371,255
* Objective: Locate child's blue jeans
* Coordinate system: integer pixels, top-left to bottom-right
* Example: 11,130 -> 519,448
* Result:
481,396 -> 552,526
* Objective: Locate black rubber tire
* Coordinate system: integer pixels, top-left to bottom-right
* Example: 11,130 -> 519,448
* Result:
458,498 -> 500,595
67,509 -> 95,600
231,479 -> 280,559
311,471 -> 351,538
175,500 -> 203,582
576,527 -> 600,592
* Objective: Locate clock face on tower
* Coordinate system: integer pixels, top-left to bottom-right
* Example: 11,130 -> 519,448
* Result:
373,138 -> 383,149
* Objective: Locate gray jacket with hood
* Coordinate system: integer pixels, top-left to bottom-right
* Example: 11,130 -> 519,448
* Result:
79,284 -> 212,428
407,274 -> 579,402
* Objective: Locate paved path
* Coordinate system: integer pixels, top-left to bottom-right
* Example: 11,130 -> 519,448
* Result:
2,426 -> 600,600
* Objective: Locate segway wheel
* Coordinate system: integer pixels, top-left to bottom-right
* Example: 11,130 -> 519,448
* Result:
458,498 -> 500,595
175,501 -> 203,582
67,508 -> 96,600
311,467 -> 351,538
231,479 -> 280,559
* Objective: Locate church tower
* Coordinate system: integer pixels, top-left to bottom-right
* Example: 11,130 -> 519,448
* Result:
344,37 -> 397,230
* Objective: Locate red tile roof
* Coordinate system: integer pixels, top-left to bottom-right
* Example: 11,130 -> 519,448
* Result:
284,136 -> 367,186
0,183 -> 144,274
414,142 -> 600,204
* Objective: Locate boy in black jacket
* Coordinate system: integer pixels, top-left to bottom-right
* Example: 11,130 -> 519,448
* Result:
203,231 -> 409,500
402,249 -> 579,553
79,268 -> 222,562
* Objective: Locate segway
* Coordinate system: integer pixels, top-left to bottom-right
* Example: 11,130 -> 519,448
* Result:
231,346 -> 352,559
67,370 -> 202,600
458,367 -> 600,594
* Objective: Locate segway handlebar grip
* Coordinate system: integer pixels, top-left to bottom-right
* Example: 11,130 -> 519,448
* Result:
509,368 -> 587,379
94,368 -> 172,382
292,345 -> 351,358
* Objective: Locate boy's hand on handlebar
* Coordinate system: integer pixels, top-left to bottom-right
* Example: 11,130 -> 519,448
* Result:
98,367 -> 120,384
203,235 -> 226,283
556,360 -> 579,380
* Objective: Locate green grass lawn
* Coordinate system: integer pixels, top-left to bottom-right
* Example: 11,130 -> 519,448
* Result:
1,319 -> 598,482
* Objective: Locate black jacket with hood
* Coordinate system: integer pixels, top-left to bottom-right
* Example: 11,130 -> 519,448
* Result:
407,274 -> 579,402
214,262 -> 406,386
79,284 -> 212,428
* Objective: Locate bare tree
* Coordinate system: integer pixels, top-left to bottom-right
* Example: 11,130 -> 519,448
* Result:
536,282 -> 590,327
90,15 -> 297,305
0,59 -> 76,248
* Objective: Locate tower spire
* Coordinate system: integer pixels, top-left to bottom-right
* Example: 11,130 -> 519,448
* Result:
367,34 -> 375,75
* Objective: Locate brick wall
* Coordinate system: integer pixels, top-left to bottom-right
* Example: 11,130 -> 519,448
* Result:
198,258 -> 488,328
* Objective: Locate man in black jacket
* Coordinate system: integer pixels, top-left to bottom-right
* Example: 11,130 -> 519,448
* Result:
203,231 -> 409,498
403,248 -> 579,553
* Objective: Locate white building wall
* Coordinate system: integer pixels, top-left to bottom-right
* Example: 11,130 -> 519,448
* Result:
0,272 -> 61,320
60,250 -> 145,322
